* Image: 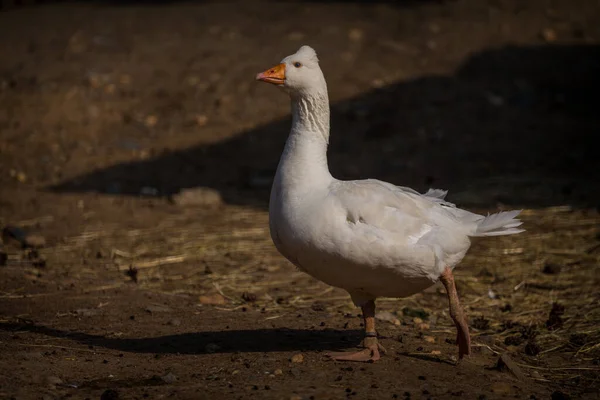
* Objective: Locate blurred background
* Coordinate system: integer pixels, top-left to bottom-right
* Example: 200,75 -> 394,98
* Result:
1,0 -> 599,209
1,1 -> 599,399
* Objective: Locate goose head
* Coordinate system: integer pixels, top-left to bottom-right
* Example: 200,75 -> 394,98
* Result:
256,45 -> 326,97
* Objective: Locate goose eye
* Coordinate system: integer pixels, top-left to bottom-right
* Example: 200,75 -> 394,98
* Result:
293,62 -> 302,68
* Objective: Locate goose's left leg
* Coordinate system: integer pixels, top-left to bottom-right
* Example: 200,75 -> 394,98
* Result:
440,267 -> 471,359
327,300 -> 386,362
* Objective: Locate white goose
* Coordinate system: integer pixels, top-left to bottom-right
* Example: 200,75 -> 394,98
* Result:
256,46 -> 524,362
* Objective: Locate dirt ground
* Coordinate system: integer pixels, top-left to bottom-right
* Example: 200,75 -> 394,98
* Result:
1,0 -> 600,399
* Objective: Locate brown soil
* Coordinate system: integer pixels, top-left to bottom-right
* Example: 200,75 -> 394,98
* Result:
1,1 -> 599,399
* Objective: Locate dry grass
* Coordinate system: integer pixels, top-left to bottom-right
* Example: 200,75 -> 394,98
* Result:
4,203 -> 599,389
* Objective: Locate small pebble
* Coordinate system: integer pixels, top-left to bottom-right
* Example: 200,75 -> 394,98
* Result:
417,323 -> 430,330
160,372 -> 177,384
199,293 -> 227,305
348,28 -> 363,41
145,304 -> 172,314
196,114 -> 208,126
541,28 -> 557,42
424,336 -> 435,343
16,171 -> 27,183
167,318 -> 181,327
274,369 -> 283,376
290,353 -> 304,363
45,376 -> 63,387
375,311 -> 400,325
144,115 -> 158,127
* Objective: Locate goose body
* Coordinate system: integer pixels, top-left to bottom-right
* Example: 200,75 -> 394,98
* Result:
256,45 -> 524,362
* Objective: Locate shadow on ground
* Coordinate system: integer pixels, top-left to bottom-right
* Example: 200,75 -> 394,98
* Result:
50,44 -> 600,209
0,322 -> 362,354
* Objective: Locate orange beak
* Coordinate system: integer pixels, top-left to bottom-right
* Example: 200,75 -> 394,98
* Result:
256,63 -> 286,85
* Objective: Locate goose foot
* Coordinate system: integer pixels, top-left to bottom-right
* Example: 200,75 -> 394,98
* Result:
327,300 -> 386,362
326,338 -> 385,362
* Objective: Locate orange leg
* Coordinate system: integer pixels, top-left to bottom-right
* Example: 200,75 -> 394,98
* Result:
440,267 -> 471,359
327,300 -> 386,362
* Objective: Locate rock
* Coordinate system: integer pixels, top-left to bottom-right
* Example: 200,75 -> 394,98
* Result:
495,353 -> 526,380
160,372 -> 178,384
171,188 -> 223,207
100,389 -> 119,400
145,115 -> 158,128
274,369 -> 283,376
371,78 -> 384,88
417,323 -> 430,331
205,343 -> 221,353
145,304 -> 172,314
375,311 -> 400,325
290,353 -> 304,363
541,28 -> 557,42
167,318 -> 181,327
25,234 -> 45,248
430,350 -> 441,356
348,28 -> 363,41
195,114 -> 208,126
16,171 -> 27,183
45,375 -> 63,387
490,381 -> 512,395
199,293 -> 227,305
424,336 -> 435,343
